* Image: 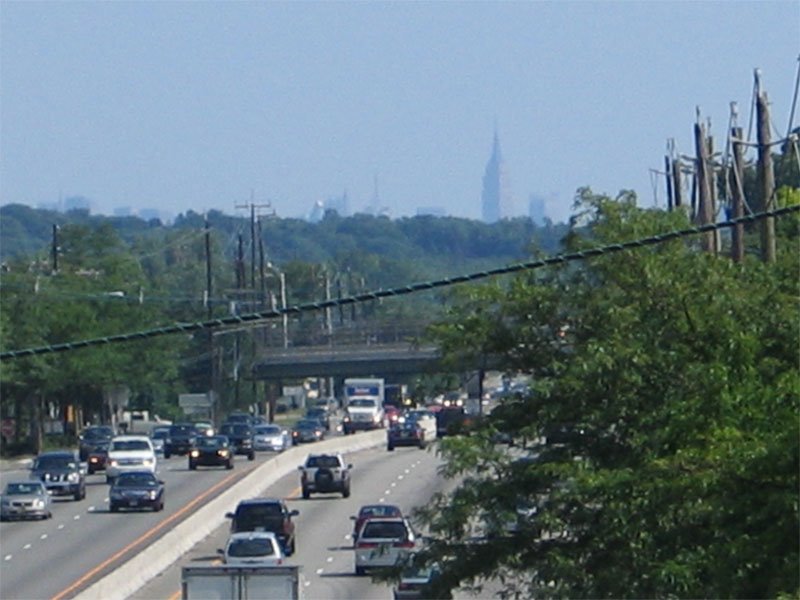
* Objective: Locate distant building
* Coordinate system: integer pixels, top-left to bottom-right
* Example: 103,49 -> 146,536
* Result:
308,200 -> 325,223
528,195 -> 546,225
325,191 -> 350,217
114,206 -> 134,217
64,196 -> 91,212
139,208 -> 166,222
416,206 -> 447,217
481,130 -> 514,223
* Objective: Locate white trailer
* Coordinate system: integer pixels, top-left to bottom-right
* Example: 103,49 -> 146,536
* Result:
181,565 -> 302,600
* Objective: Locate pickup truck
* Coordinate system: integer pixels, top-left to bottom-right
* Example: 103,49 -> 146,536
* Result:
181,565 -> 302,600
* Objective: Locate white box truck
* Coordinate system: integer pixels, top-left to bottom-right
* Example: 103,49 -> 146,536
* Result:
181,565 -> 302,600
342,378 -> 385,434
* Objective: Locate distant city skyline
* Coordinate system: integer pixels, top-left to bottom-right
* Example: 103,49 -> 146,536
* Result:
1,3 -> 796,226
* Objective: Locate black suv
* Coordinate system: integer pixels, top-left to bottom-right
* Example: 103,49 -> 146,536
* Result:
30,450 -> 86,501
78,425 -> 115,461
164,423 -> 199,458
220,423 -> 255,460
225,498 -> 299,555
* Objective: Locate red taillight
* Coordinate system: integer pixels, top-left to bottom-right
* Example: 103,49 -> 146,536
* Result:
398,582 -> 411,590
395,540 -> 415,548
356,541 -> 378,549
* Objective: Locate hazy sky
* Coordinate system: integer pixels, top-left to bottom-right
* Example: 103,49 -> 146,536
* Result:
1,1 -> 797,224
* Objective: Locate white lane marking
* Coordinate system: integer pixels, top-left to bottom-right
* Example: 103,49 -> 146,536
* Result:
384,490 -> 391,495
398,475 -> 404,480
4,555 -> 12,561
405,469 -> 410,474
379,498 -> 385,503
391,482 -> 397,487
40,534 -> 47,540
23,544 -> 31,550
57,524 -> 65,530
304,580 -> 311,587
88,506 -> 97,512
315,568 -> 324,575
73,515 -> 80,520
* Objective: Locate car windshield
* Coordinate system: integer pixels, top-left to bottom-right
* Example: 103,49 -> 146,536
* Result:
349,399 -> 376,408
111,440 -> 151,451
83,427 -> 114,440
196,437 -> 226,449
306,455 -> 341,468
115,473 -> 158,487
296,420 -> 319,430
227,537 -> 276,558
169,425 -> 196,435
5,482 -> 45,495
152,429 -> 169,439
34,456 -> 76,470
222,424 -> 250,435
255,425 -> 281,435
361,521 -> 408,540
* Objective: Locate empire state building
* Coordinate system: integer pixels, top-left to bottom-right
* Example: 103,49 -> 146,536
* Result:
481,130 -> 514,223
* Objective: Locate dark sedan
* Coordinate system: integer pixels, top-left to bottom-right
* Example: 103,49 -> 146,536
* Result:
78,425 -> 115,461
86,441 -> 110,474
108,471 -> 165,512
188,435 -> 234,470
388,420 -> 427,450
292,419 -> 325,444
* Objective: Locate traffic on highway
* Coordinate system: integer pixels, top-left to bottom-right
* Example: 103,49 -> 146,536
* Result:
0,395 -> 468,600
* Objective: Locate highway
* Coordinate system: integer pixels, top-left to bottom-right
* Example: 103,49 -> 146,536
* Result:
0,432 -> 455,600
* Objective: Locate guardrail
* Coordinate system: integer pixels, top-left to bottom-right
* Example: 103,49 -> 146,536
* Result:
75,429 -> 386,600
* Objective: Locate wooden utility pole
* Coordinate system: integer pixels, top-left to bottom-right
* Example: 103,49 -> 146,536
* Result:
694,118 -> 716,253
51,225 -> 59,273
756,83 -> 776,263
730,126 -> 746,262
664,155 -> 674,210
672,157 -> 684,208
205,216 -> 213,319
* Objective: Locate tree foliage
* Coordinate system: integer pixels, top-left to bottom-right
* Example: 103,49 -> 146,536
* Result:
417,190 -> 799,599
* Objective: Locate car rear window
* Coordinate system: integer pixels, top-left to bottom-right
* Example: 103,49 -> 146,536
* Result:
111,440 -> 150,451
306,455 -> 341,468
227,537 -> 276,558
361,521 -> 408,540
237,503 -> 282,518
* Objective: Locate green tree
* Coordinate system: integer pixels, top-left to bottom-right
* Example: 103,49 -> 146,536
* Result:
416,190 -> 799,599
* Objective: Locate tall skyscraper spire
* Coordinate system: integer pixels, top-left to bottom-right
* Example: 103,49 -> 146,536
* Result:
481,126 -> 513,222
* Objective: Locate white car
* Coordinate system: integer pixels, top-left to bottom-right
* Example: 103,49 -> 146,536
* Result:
220,531 -> 286,567
252,424 -> 290,452
354,516 -> 417,575
106,435 -> 157,483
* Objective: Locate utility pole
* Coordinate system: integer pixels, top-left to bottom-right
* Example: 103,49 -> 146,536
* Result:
672,156 -> 684,209
694,115 -> 715,254
664,155 -> 674,211
755,72 -> 776,263
730,126 -> 746,262
51,225 -> 59,273
205,216 -> 213,319
235,197 -> 273,290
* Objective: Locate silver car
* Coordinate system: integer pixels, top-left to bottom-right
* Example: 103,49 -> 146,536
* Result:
252,424 -> 290,452
0,480 -> 52,521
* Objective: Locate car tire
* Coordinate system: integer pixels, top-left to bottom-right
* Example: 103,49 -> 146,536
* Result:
387,444 -> 395,451
110,503 -> 118,513
164,451 -> 171,459
74,487 -> 84,501
226,460 -> 234,470
155,501 -> 164,512
288,538 -> 296,556
88,467 -> 96,475
355,566 -> 366,576
302,486 -> 310,500
419,439 -> 426,449
189,462 -> 197,470
248,451 -> 255,461
106,476 -> 114,484
342,484 -> 350,498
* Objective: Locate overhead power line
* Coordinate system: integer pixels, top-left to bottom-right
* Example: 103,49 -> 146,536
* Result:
1,206 -> 797,362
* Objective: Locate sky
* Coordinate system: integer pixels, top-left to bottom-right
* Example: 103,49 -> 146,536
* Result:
1,1 -> 798,225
